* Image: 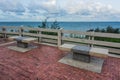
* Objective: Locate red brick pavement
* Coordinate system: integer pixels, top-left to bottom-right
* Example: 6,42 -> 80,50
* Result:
0,43 -> 120,80
0,38 -> 10,44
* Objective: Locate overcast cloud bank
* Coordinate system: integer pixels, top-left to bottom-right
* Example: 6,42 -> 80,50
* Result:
0,0 -> 120,21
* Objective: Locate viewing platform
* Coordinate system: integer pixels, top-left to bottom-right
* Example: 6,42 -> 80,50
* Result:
0,26 -> 120,80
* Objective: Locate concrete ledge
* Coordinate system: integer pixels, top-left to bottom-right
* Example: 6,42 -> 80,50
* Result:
22,37 -> 37,43
59,44 -> 108,58
109,53 -> 120,58
90,48 -> 108,58
8,36 -> 20,41
59,44 -> 76,51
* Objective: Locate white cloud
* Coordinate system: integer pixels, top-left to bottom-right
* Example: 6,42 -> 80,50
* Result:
0,0 -> 120,21
0,0 -> 25,13
27,0 -> 58,13
59,0 -> 120,21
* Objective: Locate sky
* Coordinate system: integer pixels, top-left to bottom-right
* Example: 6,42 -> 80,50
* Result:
0,0 -> 120,22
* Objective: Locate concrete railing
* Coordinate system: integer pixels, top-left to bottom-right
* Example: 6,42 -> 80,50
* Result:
0,26 -> 120,54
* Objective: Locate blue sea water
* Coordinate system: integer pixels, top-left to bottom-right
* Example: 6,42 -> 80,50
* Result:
0,22 -> 120,31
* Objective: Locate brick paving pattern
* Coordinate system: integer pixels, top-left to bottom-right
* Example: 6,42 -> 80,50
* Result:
0,42 -> 120,80
0,38 -> 10,44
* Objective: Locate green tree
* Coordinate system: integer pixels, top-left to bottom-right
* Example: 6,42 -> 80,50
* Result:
86,26 -> 120,43
87,29 -> 94,32
50,20 -> 60,29
95,27 -> 100,32
101,29 -> 105,32
37,19 -> 61,36
38,18 -> 48,28
87,26 -> 120,33
114,28 -> 119,33
106,26 -> 114,33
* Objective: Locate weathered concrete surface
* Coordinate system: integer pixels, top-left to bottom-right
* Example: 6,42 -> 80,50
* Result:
90,47 -> 108,58
59,43 -> 76,51
59,53 -> 104,73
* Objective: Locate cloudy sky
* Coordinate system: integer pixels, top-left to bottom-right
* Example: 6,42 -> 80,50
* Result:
0,0 -> 120,21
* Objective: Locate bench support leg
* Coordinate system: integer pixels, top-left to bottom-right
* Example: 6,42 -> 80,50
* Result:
17,41 -> 28,48
73,52 -> 91,63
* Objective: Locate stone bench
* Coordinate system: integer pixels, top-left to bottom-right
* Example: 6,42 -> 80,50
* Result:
59,44 -> 109,59
8,36 -> 37,48
72,46 -> 91,63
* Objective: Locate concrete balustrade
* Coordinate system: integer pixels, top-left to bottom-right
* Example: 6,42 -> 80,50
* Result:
0,26 -> 120,54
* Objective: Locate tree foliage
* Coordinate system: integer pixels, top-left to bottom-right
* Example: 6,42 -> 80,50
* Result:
51,20 -> 60,29
87,25 -> 120,33
36,19 -> 61,35
87,26 -> 120,43
38,19 -> 48,28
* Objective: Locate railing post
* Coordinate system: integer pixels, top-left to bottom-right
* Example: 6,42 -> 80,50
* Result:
58,28 -> 63,47
88,35 -> 91,47
38,29 -> 42,43
19,27 -> 22,36
91,31 -> 94,47
21,27 -> 24,36
2,27 -> 6,38
19,25 -> 24,36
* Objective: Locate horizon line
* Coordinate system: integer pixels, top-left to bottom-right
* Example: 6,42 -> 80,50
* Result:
0,21 -> 120,22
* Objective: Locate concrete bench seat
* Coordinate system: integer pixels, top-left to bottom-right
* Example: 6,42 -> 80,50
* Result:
9,36 -> 37,43
8,36 -> 37,48
72,46 -> 91,63
59,44 -> 108,58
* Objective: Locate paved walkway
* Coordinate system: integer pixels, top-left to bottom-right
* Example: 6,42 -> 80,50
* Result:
0,43 -> 120,80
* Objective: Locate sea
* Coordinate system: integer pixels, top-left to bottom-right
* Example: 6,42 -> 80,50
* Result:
0,22 -> 120,31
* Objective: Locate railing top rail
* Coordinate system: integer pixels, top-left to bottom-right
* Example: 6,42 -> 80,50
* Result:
22,27 -> 40,31
38,28 -> 59,32
62,30 -> 120,38
93,32 -> 120,38
62,30 -> 93,35
17,27 -> 59,32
